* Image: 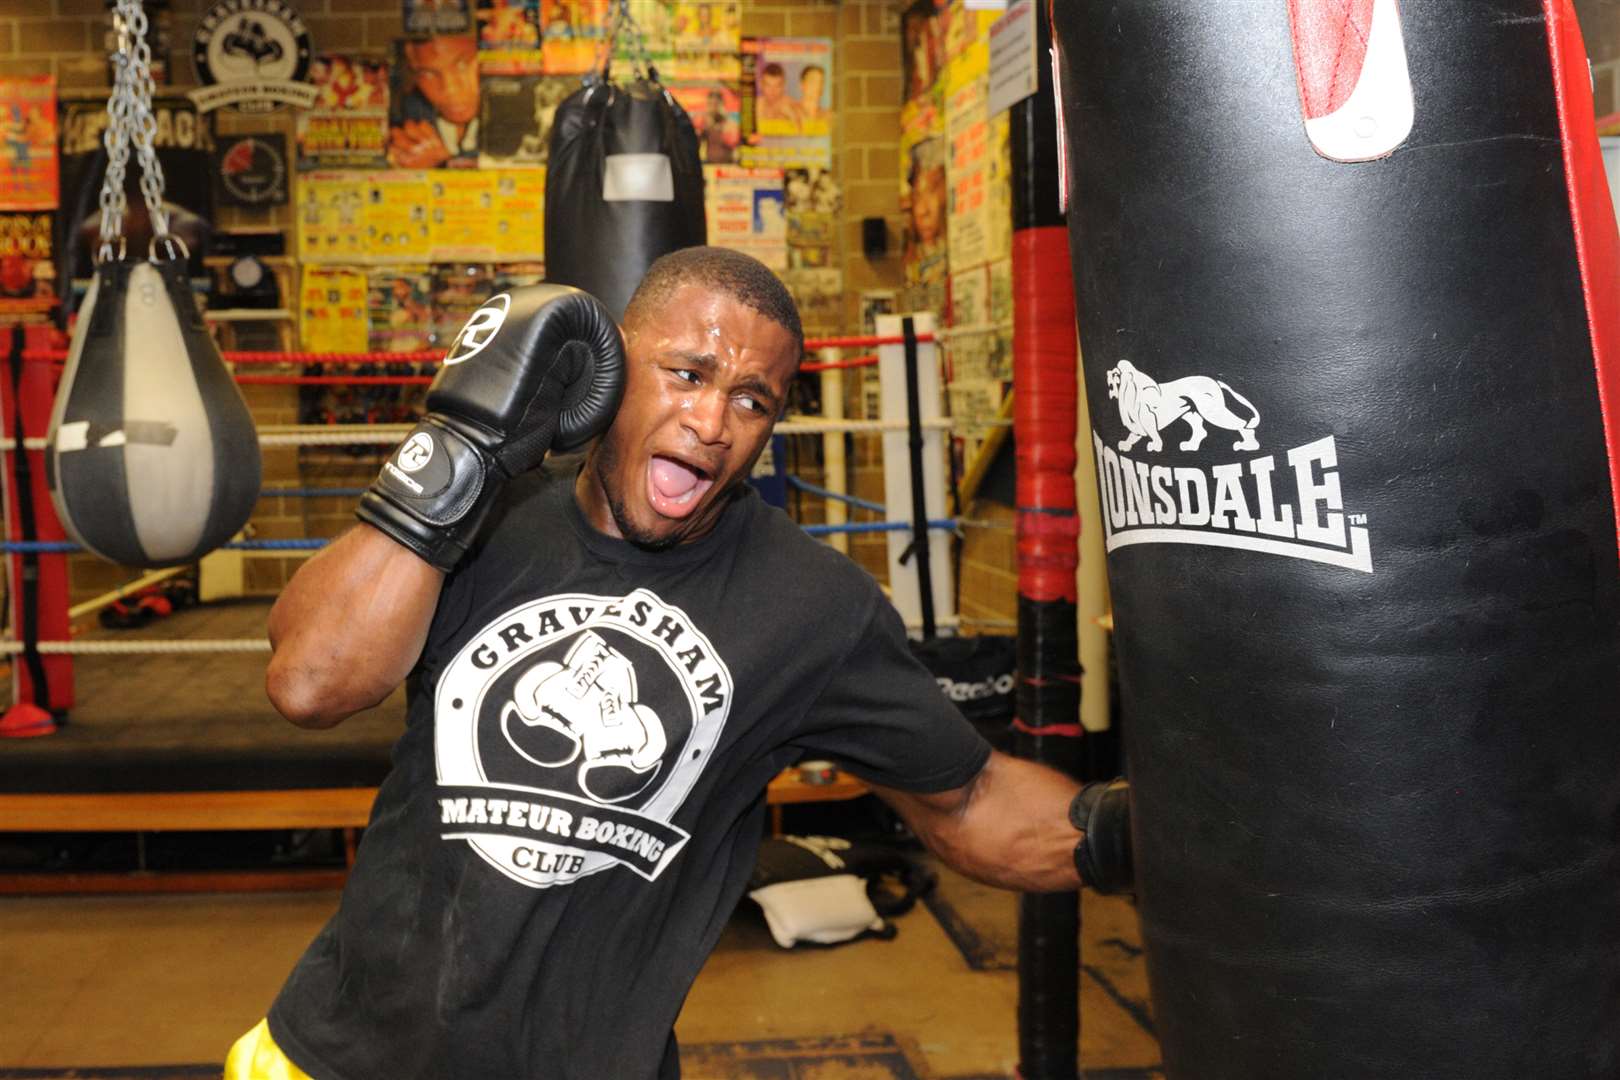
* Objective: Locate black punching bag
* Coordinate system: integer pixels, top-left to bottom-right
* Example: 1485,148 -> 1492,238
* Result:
47,257 -> 261,567
545,78 -> 705,319
1053,2 -> 1620,1077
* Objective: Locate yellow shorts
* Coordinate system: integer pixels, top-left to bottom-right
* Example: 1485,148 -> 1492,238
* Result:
224,1019 -> 316,1080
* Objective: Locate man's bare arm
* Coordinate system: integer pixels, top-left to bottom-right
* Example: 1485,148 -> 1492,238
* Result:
265,525 -> 444,729
870,750 -> 1084,894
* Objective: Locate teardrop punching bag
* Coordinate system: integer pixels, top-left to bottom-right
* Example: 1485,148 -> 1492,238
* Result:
48,256 -> 262,567
544,78 -> 706,319
1053,2 -> 1620,1078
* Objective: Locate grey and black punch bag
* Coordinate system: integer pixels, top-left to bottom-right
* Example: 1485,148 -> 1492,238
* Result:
544,77 -> 705,319
47,256 -> 262,567
1053,1 -> 1620,1077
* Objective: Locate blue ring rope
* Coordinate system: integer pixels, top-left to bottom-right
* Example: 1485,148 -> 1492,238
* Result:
783,475 -> 887,515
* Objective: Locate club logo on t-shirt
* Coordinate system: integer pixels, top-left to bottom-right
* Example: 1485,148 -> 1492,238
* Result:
434,589 -> 733,888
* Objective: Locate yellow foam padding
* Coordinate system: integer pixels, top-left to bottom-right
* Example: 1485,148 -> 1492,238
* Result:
224,1019 -> 316,1080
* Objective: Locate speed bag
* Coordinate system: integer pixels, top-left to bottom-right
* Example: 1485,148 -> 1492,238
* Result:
1053,2 -> 1620,1079
47,258 -> 262,568
544,79 -> 705,319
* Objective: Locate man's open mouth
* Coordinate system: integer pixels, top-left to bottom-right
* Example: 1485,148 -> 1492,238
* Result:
646,454 -> 716,519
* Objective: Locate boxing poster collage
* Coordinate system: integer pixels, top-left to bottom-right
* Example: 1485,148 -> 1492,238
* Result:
900,0 -> 1016,473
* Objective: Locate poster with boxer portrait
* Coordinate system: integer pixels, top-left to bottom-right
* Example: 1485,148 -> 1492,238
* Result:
0,76 -> 57,211
389,36 -> 481,168
668,81 -> 740,163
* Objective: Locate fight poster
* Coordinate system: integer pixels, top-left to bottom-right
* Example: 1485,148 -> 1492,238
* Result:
667,1 -> 740,80
668,82 -> 740,164
739,38 -> 831,168
491,168 -> 546,261
297,55 -> 389,170
428,170 -> 497,260
299,266 -> 370,353
540,0 -> 610,75
478,75 -> 574,167
703,165 -> 786,271
0,212 -> 55,323
943,45 -> 991,271
368,170 -> 434,262
784,167 -> 838,269
367,266 -> 436,354
297,171 -> 370,263
405,0 -> 472,35
389,36 -> 481,168
782,267 -> 841,334
0,76 -> 57,211
477,0 -> 543,75
432,263 -> 495,347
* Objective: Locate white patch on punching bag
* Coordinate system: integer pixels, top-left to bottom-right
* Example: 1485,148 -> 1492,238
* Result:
602,153 -> 675,202
121,261 -> 215,563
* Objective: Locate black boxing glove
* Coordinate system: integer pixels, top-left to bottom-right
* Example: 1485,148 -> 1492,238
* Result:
1069,778 -> 1133,895
357,284 -> 624,571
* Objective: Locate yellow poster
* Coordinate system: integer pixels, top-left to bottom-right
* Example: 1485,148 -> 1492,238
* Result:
369,171 -> 434,262
429,170 -> 498,261
299,267 -> 370,353
491,168 -> 546,261
944,51 -> 990,271
298,172 -> 370,263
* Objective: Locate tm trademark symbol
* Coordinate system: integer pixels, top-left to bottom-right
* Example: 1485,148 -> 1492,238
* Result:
1348,514 -> 1368,526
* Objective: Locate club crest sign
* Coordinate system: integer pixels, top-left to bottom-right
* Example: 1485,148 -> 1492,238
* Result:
435,590 -> 733,889
189,0 -> 318,113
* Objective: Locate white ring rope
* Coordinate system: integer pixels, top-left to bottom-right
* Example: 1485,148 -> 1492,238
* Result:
0,639 -> 270,655
0,417 -> 995,451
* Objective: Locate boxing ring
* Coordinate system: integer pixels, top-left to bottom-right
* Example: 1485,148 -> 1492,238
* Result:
0,320 -> 1011,894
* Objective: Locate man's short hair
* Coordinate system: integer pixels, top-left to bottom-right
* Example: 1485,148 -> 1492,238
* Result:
761,62 -> 786,79
622,246 -> 804,359
800,64 -> 825,82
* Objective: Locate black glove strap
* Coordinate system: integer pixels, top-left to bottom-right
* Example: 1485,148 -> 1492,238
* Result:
357,417 -> 502,572
1070,778 -> 1133,895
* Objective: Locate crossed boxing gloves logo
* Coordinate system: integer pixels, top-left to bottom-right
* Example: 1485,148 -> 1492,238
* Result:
501,631 -> 668,804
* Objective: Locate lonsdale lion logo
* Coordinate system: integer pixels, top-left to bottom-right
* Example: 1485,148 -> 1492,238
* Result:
435,590 -> 733,889
1095,360 -> 1373,574
1106,359 -> 1260,453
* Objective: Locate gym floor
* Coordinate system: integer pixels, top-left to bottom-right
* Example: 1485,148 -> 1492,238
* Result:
0,866 -> 1161,1077
0,600 -> 1159,1077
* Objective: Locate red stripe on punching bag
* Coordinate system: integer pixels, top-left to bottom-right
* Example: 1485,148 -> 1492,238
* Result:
1013,226 -> 1078,604
1545,0 -> 1620,549
1288,0 -> 1376,118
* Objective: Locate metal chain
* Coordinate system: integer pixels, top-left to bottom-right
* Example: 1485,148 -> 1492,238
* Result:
95,6 -> 134,261
96,0 -> 174,263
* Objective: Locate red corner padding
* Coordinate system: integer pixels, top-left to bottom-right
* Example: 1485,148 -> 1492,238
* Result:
1546,0 -> 1620,549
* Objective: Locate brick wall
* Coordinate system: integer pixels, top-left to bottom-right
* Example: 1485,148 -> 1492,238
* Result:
3,0 -> 917,605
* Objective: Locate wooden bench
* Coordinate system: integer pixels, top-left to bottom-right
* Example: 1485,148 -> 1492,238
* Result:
0,770 -> 869,895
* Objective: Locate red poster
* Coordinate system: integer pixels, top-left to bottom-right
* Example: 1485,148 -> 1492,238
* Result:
0,76 -> 58,211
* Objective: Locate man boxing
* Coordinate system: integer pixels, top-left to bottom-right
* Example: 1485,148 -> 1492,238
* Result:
233,248 -> 1125,1078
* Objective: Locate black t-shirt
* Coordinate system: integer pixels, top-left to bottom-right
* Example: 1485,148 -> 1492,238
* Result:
267,466 -> 991,1080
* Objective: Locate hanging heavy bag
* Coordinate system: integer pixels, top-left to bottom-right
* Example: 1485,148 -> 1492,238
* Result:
1053,2 -> 1620,1078
544,34 -> 705,319
46,0 -> 260,569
